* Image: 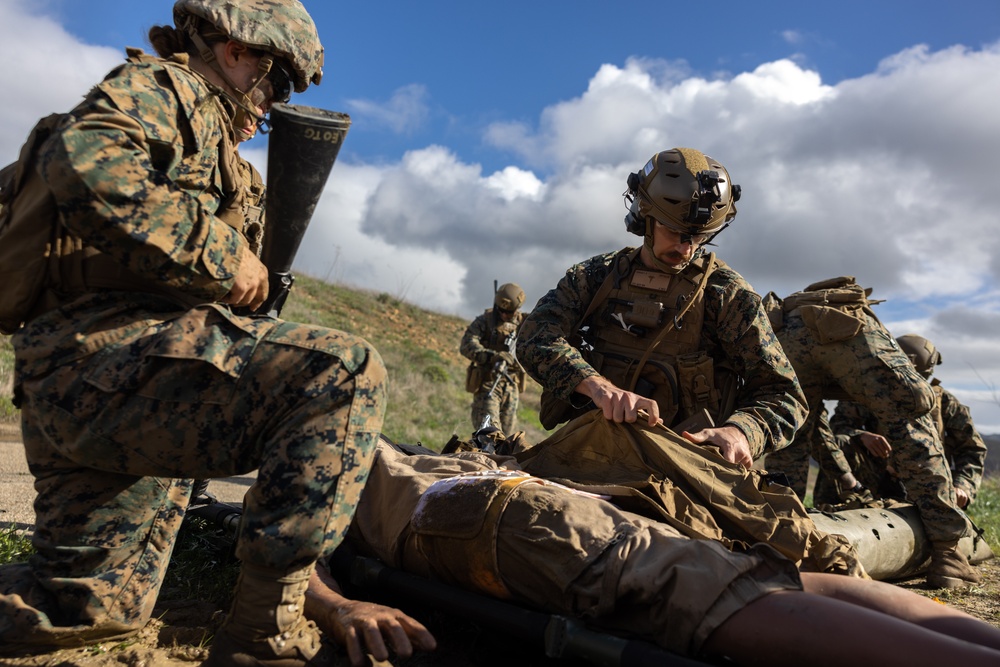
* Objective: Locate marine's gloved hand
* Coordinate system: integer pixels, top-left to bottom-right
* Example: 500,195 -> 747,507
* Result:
496,351 -> 516,366
837,483 -> 877,510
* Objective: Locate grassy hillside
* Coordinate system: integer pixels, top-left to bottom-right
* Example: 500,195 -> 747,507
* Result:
0,332 -> 13,422
0,275 -> 552,447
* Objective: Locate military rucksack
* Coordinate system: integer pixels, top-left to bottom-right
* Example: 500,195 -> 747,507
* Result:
0,113 -> 73,334
773,276 -> 881,344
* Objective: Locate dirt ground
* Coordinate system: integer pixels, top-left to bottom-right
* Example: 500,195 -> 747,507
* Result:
2,557 -> 999,667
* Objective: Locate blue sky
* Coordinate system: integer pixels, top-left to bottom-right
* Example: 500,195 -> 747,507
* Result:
2,0 -> 1000,432
47,0 -> 1000,173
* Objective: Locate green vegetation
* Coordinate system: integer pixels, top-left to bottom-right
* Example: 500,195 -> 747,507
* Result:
0,523 -> 33,563
279,274 -> 550,447
158,517 -> 239,607
0,334 -> 14,422
969,476 -> 1000,549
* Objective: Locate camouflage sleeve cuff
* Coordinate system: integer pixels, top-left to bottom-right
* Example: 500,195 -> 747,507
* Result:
560,366 -> 602,402
954,478 -> 976,496
197,219 -> 244,295
723,413 -> 766,460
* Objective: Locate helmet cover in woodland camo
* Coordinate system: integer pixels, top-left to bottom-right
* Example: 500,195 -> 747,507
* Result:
173,0 -> 324,91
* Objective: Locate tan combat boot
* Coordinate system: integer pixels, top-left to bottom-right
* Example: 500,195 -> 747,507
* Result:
926,542 -> 982,590
205,562 -> 331,666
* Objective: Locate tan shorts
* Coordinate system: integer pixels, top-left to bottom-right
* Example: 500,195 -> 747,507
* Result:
496,483 -> 802,657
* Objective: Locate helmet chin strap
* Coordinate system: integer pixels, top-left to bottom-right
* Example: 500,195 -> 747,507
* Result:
188,29 -> 274,133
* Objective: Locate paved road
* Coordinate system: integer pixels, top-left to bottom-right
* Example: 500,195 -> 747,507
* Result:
0,422 -> 255,533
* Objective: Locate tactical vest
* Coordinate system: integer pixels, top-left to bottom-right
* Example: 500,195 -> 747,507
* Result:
0,50 -> 261,333
582,251 -> 728,427
482,310 -> 522,354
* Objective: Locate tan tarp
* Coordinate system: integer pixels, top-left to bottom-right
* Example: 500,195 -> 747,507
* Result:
517,410 -> 866,577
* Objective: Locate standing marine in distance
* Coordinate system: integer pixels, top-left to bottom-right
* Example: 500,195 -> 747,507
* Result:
460,282 -> 527,435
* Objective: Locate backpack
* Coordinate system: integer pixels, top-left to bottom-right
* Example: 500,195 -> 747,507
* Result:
0,113 -> 72,334
779,276 -> 879,345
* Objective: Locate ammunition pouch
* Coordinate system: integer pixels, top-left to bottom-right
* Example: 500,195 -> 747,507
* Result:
676,351 -> 717,417
410,472 -> 536,599
465,362 -> 484,393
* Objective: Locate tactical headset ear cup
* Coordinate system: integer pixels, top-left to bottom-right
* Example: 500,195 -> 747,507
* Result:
627,171 -> 642,192
624,209 -> 644,236
624,172 -> 645,236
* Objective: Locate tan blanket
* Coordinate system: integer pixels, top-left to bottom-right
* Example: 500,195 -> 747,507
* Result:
517,411 -> 866,577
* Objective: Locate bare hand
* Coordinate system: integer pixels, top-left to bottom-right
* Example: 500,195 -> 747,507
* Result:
326,598 -> 437,666
221,243 -> 269,311
683,425 -> 753,469
305,564 -> 437,666
576,376 -> 661,427
859,431 -> 892,459
955,486 -> 970,509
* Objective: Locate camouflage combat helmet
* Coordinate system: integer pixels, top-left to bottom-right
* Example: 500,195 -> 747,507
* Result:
494,283 -> 525,312
173,0 -> 324,92
896,334 -> 942,379
624,148 -> 741,242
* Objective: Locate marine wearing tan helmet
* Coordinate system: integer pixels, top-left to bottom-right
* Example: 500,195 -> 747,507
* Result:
896,333 -> 942,379
624,147 -> 741,273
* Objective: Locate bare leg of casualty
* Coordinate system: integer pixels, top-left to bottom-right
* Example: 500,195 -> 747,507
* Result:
703,572 -> 1000,666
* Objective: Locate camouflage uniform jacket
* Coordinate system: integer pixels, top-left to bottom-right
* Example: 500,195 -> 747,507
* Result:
832,381 -> 988,502
517,248 -> 806,459
13,51 -> 266,384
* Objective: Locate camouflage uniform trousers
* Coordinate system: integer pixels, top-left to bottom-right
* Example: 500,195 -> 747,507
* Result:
812,435 -> 898,506
765,313 -> 968,544
470,374 -> 519,436
0,318 -> 386,648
